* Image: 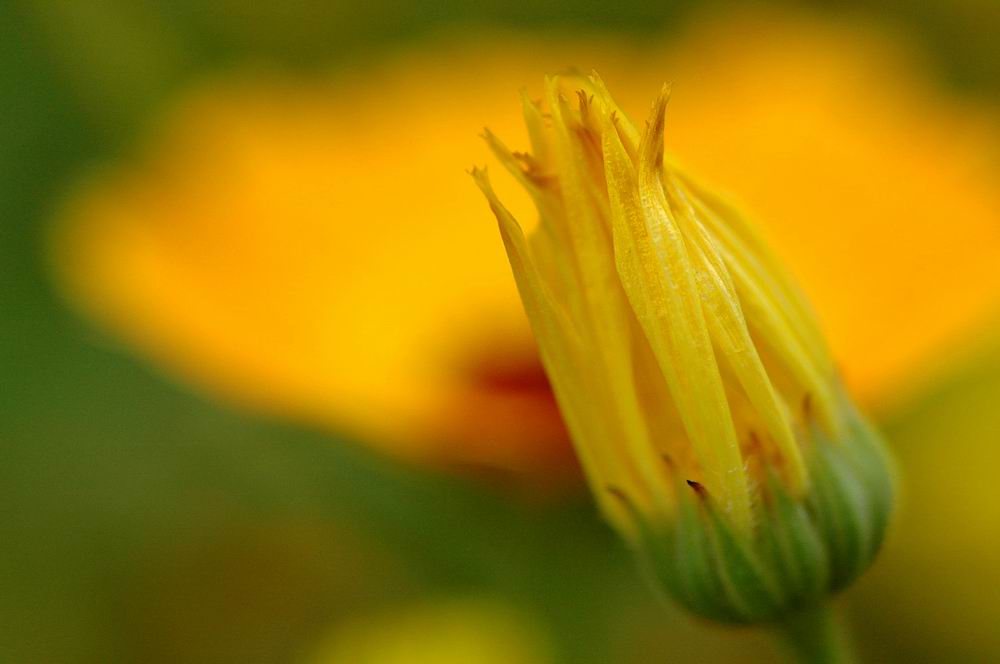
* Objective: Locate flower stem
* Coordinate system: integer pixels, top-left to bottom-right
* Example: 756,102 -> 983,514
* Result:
772,603 -> 856,664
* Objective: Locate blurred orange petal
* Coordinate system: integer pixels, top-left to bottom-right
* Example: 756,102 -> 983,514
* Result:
51,13 -> 1000,478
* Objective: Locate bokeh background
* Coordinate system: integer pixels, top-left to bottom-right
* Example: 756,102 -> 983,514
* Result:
3,1 -> 999,662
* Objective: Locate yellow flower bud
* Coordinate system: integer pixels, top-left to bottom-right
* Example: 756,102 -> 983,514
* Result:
475,74 -> 895,622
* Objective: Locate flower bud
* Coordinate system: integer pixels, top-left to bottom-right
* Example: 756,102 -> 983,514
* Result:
474,74 -> 895,623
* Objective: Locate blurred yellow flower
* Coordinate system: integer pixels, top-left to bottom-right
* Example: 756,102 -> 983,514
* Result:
303,598 -> 552,664
51,13 -> 1000,479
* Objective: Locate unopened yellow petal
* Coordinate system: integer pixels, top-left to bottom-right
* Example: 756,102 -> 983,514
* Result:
634,88 -> 751,530
473,168 -> 640,528
663,175 -> 806,494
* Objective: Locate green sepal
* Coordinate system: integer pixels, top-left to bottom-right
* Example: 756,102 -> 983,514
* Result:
759,470 -> 829,603
628,404 -> 894,625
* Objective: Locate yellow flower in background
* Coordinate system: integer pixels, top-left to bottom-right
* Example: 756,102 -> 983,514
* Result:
304,598 -> 552,664
51,13 -> 1000,481
53,62 -> 577,479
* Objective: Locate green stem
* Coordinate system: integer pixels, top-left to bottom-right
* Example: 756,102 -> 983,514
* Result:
772,603 -> 856,664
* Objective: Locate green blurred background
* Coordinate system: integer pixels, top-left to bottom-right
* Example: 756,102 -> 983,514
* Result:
2,1 -> 999,662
